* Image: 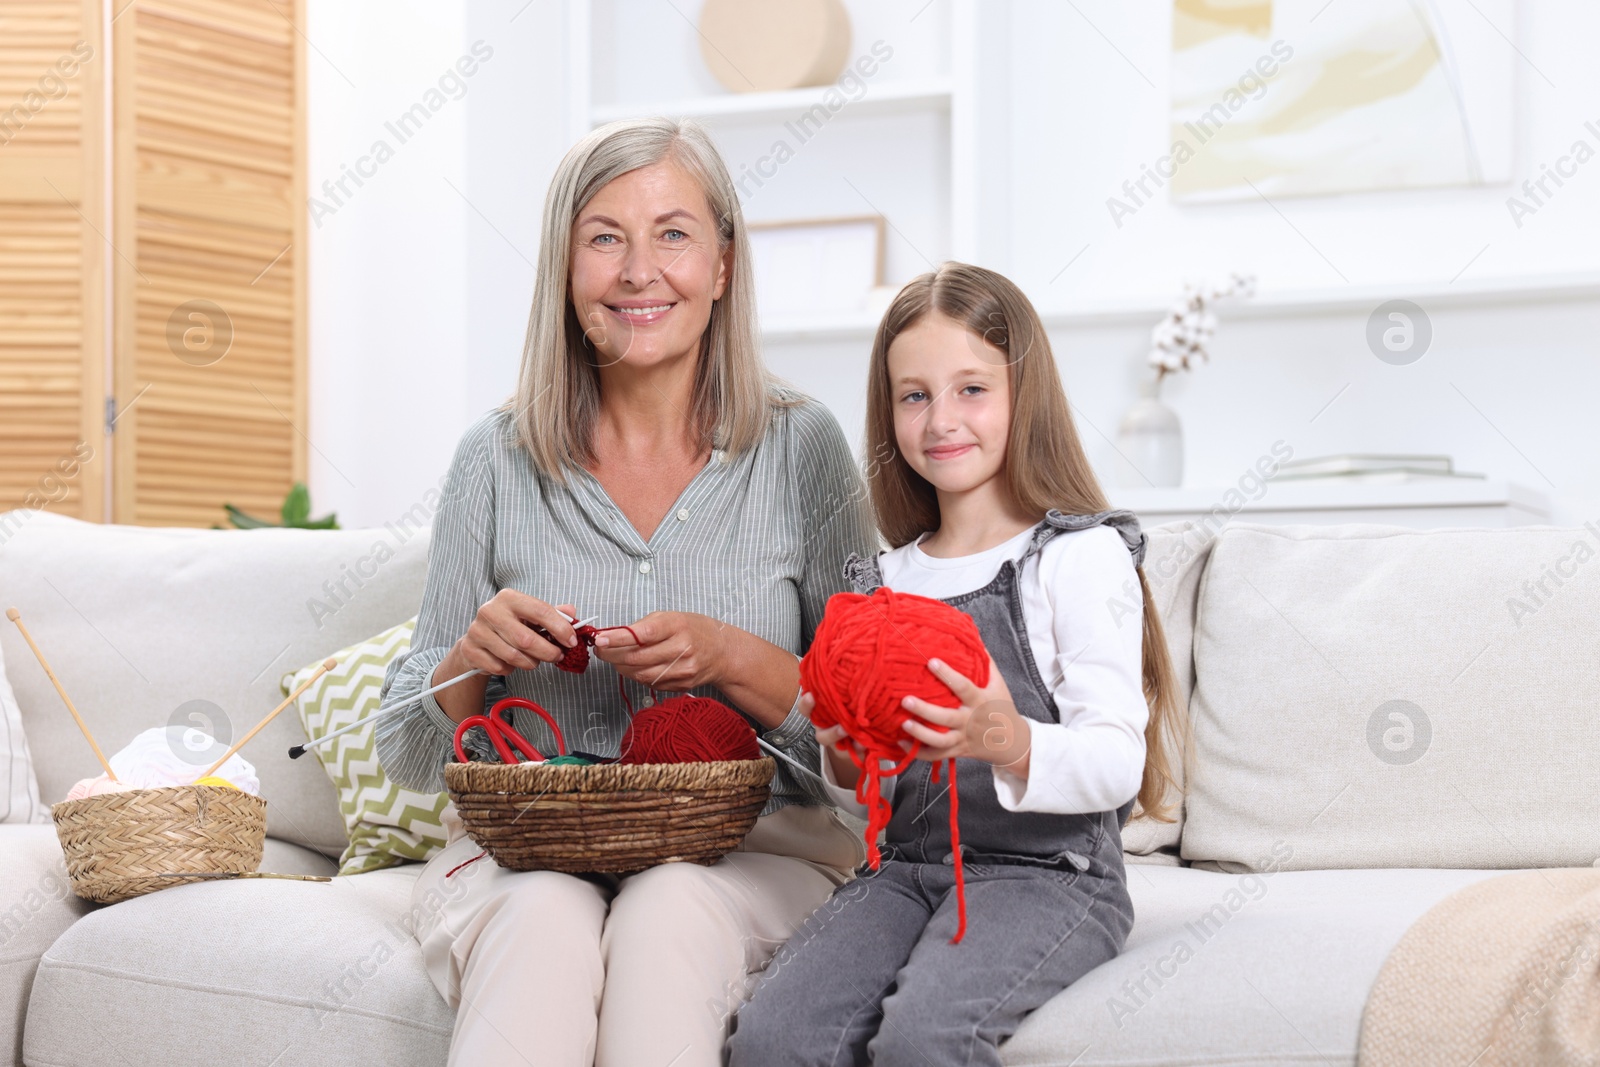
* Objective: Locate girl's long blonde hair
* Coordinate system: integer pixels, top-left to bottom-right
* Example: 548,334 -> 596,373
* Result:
865,262 -> 1182,821
502,117 -> 788,478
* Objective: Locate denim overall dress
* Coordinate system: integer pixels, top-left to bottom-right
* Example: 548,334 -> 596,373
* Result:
728,509 -> 1146,1067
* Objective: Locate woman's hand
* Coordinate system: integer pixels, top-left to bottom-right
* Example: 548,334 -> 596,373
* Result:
591,611 -> 729,693
899,655 -> 1032,779
449,591 -> 580,676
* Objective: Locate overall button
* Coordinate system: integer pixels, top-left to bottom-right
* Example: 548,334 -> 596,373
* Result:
676,509 -> 690,522
638,560 -> 653,574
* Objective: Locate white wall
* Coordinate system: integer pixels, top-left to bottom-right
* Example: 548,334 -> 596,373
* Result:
307,0 -> 567,529
1007,0 -> 1600,305
309,0 -> 1600,529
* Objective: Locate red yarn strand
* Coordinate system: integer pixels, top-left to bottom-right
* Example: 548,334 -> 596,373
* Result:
947,758 -> 964,943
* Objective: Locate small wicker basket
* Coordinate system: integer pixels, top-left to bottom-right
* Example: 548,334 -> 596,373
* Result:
445,757 -> 775,874
51,785 -> 267,904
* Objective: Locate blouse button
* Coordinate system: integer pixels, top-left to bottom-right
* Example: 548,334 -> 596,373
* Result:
638,560 -> 653,574
676,509 -> 690,522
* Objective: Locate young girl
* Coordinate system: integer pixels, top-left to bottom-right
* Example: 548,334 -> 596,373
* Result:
727,262 -> 1181,1066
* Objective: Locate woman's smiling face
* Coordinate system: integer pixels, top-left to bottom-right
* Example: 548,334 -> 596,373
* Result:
569,160 -> 732,372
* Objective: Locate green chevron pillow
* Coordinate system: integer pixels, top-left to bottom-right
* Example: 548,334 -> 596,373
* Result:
280,617 -> 450,875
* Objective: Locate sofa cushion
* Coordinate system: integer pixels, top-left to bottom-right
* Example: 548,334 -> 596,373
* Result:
0,512 -> 430,857
1183,522 -> 1600,872
0,825 -> 92,1067
2,823 -> 330,1066
24,865 -> 452,1067
1121,520 -> 1215,857
282,618 -> 450,875
1002,864 -> 1507,1066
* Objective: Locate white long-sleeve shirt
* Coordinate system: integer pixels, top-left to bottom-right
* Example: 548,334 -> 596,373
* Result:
818,523 -> 1148,816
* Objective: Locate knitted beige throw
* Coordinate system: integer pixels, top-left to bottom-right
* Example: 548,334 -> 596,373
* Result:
1359,869 -> 1600,1067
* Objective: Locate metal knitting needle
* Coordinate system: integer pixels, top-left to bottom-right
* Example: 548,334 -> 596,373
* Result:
287,666 -> 486,758
288,613 -> 601,759
754,736 -> 829,786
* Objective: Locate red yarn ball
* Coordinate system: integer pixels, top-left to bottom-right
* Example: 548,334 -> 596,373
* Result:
617,695 -> 759,765
799,587 -> 990,944
800,588 -> 989,750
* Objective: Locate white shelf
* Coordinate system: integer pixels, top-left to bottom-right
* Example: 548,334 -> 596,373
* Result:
591,78 -> 953,126
1039,272 -> 1600,329
567,0 -> 1003,272
756,271 -> 1600,340
1113,479 -> 1551,529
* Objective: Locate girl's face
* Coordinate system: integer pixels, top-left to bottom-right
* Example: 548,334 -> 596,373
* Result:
887,311 -> 1014,497
569,160 -> 732,372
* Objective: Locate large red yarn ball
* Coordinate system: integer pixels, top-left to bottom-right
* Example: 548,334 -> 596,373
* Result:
799,587 -> 990,752
617,695 -> 759,765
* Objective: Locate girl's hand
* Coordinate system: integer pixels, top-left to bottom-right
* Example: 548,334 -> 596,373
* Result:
591,611 -> 728,692
450,592 -> 579,676
809,693 -> 870,790
899,655 -> 1031,777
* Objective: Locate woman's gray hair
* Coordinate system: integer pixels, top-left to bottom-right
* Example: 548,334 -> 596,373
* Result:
503,117 -> 788,480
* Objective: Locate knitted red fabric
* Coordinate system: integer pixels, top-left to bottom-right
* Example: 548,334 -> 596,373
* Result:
617,695 -> 759,765
532,623 -> 602,673
531,622 -> 652,713
799,587 -> 989,943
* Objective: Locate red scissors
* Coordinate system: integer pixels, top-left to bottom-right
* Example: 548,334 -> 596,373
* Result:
452,697 -> 567,764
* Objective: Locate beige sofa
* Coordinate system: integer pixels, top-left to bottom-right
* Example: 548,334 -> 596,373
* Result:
2,510 -> 1591,1066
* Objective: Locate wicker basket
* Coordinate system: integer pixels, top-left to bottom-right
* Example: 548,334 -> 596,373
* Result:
51,785 -> 267,904
445,757 -> 775,874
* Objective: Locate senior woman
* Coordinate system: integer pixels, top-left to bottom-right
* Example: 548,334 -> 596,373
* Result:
374,116 -> 874,1067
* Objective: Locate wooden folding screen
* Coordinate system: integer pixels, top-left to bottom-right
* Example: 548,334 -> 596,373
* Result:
0,0 -> 304,528
112,0 -> 306,525
0,0 -> 107,523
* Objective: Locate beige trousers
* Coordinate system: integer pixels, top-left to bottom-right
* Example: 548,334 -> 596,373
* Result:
411,801 -> 864,1067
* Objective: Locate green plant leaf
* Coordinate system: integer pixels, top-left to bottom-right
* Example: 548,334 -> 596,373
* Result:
223,503 -> 274,529
280,482 -> 311,526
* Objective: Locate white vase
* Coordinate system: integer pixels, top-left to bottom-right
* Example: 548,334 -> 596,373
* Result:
1115,378 -> 1183,488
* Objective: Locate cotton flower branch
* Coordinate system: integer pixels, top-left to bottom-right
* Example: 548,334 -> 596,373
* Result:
1147,274 -> 1257,379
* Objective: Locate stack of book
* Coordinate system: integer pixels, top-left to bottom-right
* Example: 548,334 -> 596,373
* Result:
1275,455 -> 1485,484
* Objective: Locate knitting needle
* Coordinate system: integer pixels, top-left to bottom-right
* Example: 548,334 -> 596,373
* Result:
754,736 -> 829,787
288,613 -> 603,759
6,607 -> 118,781
288,666 -> 486,758
203,657 -> 337,777
153,871 -> 333,882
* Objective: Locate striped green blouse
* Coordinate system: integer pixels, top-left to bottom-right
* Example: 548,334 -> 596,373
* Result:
375,393 -> 877,814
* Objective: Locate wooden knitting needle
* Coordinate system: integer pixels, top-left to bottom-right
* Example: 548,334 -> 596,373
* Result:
6,607 -> 117,781
153,871 -> 333,882
201,657 -> 337,778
